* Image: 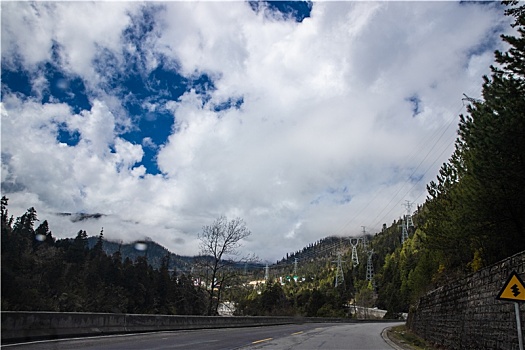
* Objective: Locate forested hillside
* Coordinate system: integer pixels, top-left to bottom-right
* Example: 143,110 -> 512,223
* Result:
1,199 -> 207,314
375,0 -> 525,314
83,236 -> 195,272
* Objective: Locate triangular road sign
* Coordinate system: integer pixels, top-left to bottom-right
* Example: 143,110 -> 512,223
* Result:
496,270 -> 525,302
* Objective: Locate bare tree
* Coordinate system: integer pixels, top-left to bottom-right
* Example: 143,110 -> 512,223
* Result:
197,216 -> 252,316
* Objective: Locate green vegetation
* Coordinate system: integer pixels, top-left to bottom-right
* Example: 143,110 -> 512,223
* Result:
1,1 -> 524,319
377,0 -> 525,313
388,325 -> 438,350
425,1 -> 525,270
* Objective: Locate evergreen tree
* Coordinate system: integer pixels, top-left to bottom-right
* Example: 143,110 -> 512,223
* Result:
91,228 -> 105,258
426,1 -> 525,269
34,220 -> 54,250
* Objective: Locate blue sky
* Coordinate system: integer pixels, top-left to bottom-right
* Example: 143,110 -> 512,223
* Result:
2,2 -> 312,176
1,1 -> 511,261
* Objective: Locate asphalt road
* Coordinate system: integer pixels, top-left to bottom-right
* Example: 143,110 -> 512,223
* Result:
3,321 -> 404,350
244,322 -> 405,350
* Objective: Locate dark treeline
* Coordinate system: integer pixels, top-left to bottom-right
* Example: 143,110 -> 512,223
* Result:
0,198 -> 357,318
1,198 -> 206,314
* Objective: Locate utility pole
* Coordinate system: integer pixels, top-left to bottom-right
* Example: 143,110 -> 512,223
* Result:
264,263 -> 269,281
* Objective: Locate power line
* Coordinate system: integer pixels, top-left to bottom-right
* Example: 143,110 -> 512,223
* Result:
324,102 -> 466,240
270,100 -> 468,279
366,102 -> 465,231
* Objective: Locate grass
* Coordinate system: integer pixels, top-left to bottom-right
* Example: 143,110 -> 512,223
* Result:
387,325 -> 439,350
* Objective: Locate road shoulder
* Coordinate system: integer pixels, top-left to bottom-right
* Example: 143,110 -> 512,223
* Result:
382,326 -> 409,350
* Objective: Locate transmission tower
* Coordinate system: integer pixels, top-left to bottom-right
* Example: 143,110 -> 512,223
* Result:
462,93 -> 482,105
366,249 -> 375,289
400,201 -> 414,244
403,200 -> 414,228
350,238 -> 359,267
332,251 -> 346,288
400,216 -> 409,244
361,226 -> 368,251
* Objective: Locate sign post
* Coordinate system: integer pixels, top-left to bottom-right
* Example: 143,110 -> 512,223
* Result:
496,270 -> 525,350
515,302 -> 523,350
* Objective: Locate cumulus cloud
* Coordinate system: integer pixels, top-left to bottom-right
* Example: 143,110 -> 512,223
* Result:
1,1 -> 512,261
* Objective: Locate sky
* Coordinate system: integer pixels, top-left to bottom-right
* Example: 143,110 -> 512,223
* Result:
0,1 -> 513,262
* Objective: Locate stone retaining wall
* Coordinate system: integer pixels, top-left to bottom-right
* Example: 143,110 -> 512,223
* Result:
407,250 -> 525,350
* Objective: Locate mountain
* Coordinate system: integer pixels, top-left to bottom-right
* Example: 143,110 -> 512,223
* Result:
83,236 -> 195,272
83,237 -> 265,274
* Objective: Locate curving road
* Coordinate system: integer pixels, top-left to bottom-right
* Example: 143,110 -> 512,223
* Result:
243,322 -> 404,350
3,321 -> 404,350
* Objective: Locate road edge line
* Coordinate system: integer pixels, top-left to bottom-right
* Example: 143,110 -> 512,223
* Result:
381,327 -> 406,350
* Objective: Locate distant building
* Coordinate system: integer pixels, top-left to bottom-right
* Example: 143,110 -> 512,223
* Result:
248,280 -> 266,288
217,302 -> 235,316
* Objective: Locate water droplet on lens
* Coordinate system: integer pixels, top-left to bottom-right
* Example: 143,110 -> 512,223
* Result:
134,242 -> 147,251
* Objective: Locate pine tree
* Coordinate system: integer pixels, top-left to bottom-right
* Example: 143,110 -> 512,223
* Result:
426,1 -> 525,269
92,228 -> 105,257
34,220 -> 54,249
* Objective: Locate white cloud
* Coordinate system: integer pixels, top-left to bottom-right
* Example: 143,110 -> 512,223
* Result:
1,2 -> 55,69
1,1 -> 513,261
142,137 -> 157,149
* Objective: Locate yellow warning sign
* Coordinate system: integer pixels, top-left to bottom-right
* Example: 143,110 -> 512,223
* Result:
496,271 -> 525,302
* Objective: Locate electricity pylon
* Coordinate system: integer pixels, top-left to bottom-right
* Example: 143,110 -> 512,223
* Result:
462,93 -> 482,104
366,249 -> 375,289
400,216 -> 409,244
403,200 -> 414,228
350,238 -> 359,267
361,226 -> 368,251
400,201 -> 414,244
332,251 -> 346,288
